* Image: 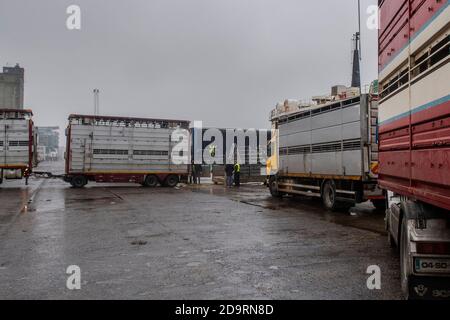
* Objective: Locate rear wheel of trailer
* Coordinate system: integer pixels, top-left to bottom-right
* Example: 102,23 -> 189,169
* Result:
70,175 -> 88,188
164,174 -> 179,188
143,175 -> 159,188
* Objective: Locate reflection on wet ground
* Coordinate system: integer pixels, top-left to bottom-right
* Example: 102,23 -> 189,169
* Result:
0,161 -> 402,300
190,183 -> 387,235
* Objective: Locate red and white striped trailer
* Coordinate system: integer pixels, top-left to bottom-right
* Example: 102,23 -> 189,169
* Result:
378,0 -> 450,299
0,109 -> 37,185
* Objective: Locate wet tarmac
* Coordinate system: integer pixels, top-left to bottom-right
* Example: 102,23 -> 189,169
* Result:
0,161 -> 403,299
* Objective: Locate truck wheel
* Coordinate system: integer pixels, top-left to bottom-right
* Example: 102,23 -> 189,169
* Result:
144,175 -> 158,188
400,216 -> 412,299
385,212 -> 396,249
165,175 -> 179,188
71,175 -> 88,188
322,180 -> 338,211
269,177 -> 283,198
372,199 -> 387,212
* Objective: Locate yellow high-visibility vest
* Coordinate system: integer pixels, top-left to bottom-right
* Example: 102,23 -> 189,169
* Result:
209,145 -> 216,158
234,164 -> 241,173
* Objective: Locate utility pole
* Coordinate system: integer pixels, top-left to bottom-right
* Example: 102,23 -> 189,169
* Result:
358,0 -> 362,61
93,89 -> 100,115
351,0 -> 362,89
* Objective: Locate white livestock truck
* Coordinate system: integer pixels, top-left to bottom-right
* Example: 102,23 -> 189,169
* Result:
267,90 -> 384,211
64,114 -> 190,188
0,109 -> 37,185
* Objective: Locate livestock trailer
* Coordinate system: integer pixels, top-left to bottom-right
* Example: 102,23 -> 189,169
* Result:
267,93 -> 384,211
64,114 -> 190,188
0,109 -> 37,185
379,0 -> 450,299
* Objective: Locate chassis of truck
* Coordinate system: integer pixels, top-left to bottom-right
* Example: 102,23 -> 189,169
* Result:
0,109 -> 37,185
268,93 -> 383,211
378,0 -> 450,299
64,114 -> 190,188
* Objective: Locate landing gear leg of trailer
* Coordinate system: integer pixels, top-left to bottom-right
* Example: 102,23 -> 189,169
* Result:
23,169 -> 29,186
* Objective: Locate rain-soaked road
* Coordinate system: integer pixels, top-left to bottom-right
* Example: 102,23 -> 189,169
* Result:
0,161 -> 403,299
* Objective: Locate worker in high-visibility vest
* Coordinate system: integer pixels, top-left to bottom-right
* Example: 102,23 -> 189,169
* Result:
209,145 -> 216,158
234,162 -> 241,187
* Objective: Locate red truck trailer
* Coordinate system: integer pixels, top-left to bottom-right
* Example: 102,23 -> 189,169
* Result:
0,109 -> 37,185
378,0 -> 450,299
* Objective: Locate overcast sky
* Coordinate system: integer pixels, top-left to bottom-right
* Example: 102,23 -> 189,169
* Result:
0,0 -> 378,142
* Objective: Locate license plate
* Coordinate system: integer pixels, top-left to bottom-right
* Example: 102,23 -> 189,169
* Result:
415,258 -> 450,274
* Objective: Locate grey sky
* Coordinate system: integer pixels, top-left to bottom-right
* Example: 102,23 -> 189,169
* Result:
0,0 -> 378,142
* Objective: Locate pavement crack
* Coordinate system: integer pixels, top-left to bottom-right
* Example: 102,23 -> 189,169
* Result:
103,188 -> 125,201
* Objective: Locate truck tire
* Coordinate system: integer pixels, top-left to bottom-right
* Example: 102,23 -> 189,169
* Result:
71,175 -> 88,188
385,211 -> 397,249
144,175 -> 158,188
164,175 -> 179,188
269,177 -> 283,198
388,230 -> 397,249
322,180 -> 338,211
400,216 -> 412,299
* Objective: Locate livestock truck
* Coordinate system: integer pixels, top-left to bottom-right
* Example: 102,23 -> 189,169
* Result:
0,109 -> 37,185
378,0 -> 450,299
64,114 -> 190,188
267,88 -> 384,211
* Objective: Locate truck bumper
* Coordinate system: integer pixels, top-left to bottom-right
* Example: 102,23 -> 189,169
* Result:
409,275 -> 450,299
363,183 -> 384,200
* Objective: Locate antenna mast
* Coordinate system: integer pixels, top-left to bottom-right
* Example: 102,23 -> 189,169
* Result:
93,89 -> 100,115
351,0 -> 362,88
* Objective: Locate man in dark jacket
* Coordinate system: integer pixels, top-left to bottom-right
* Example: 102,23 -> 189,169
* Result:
225,164 -> 234,188
190,160 -> 196,184
194,164 -> 203,184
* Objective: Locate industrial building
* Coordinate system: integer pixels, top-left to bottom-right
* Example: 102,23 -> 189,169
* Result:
37,126 -> 60,161
0,64 -> 24,109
